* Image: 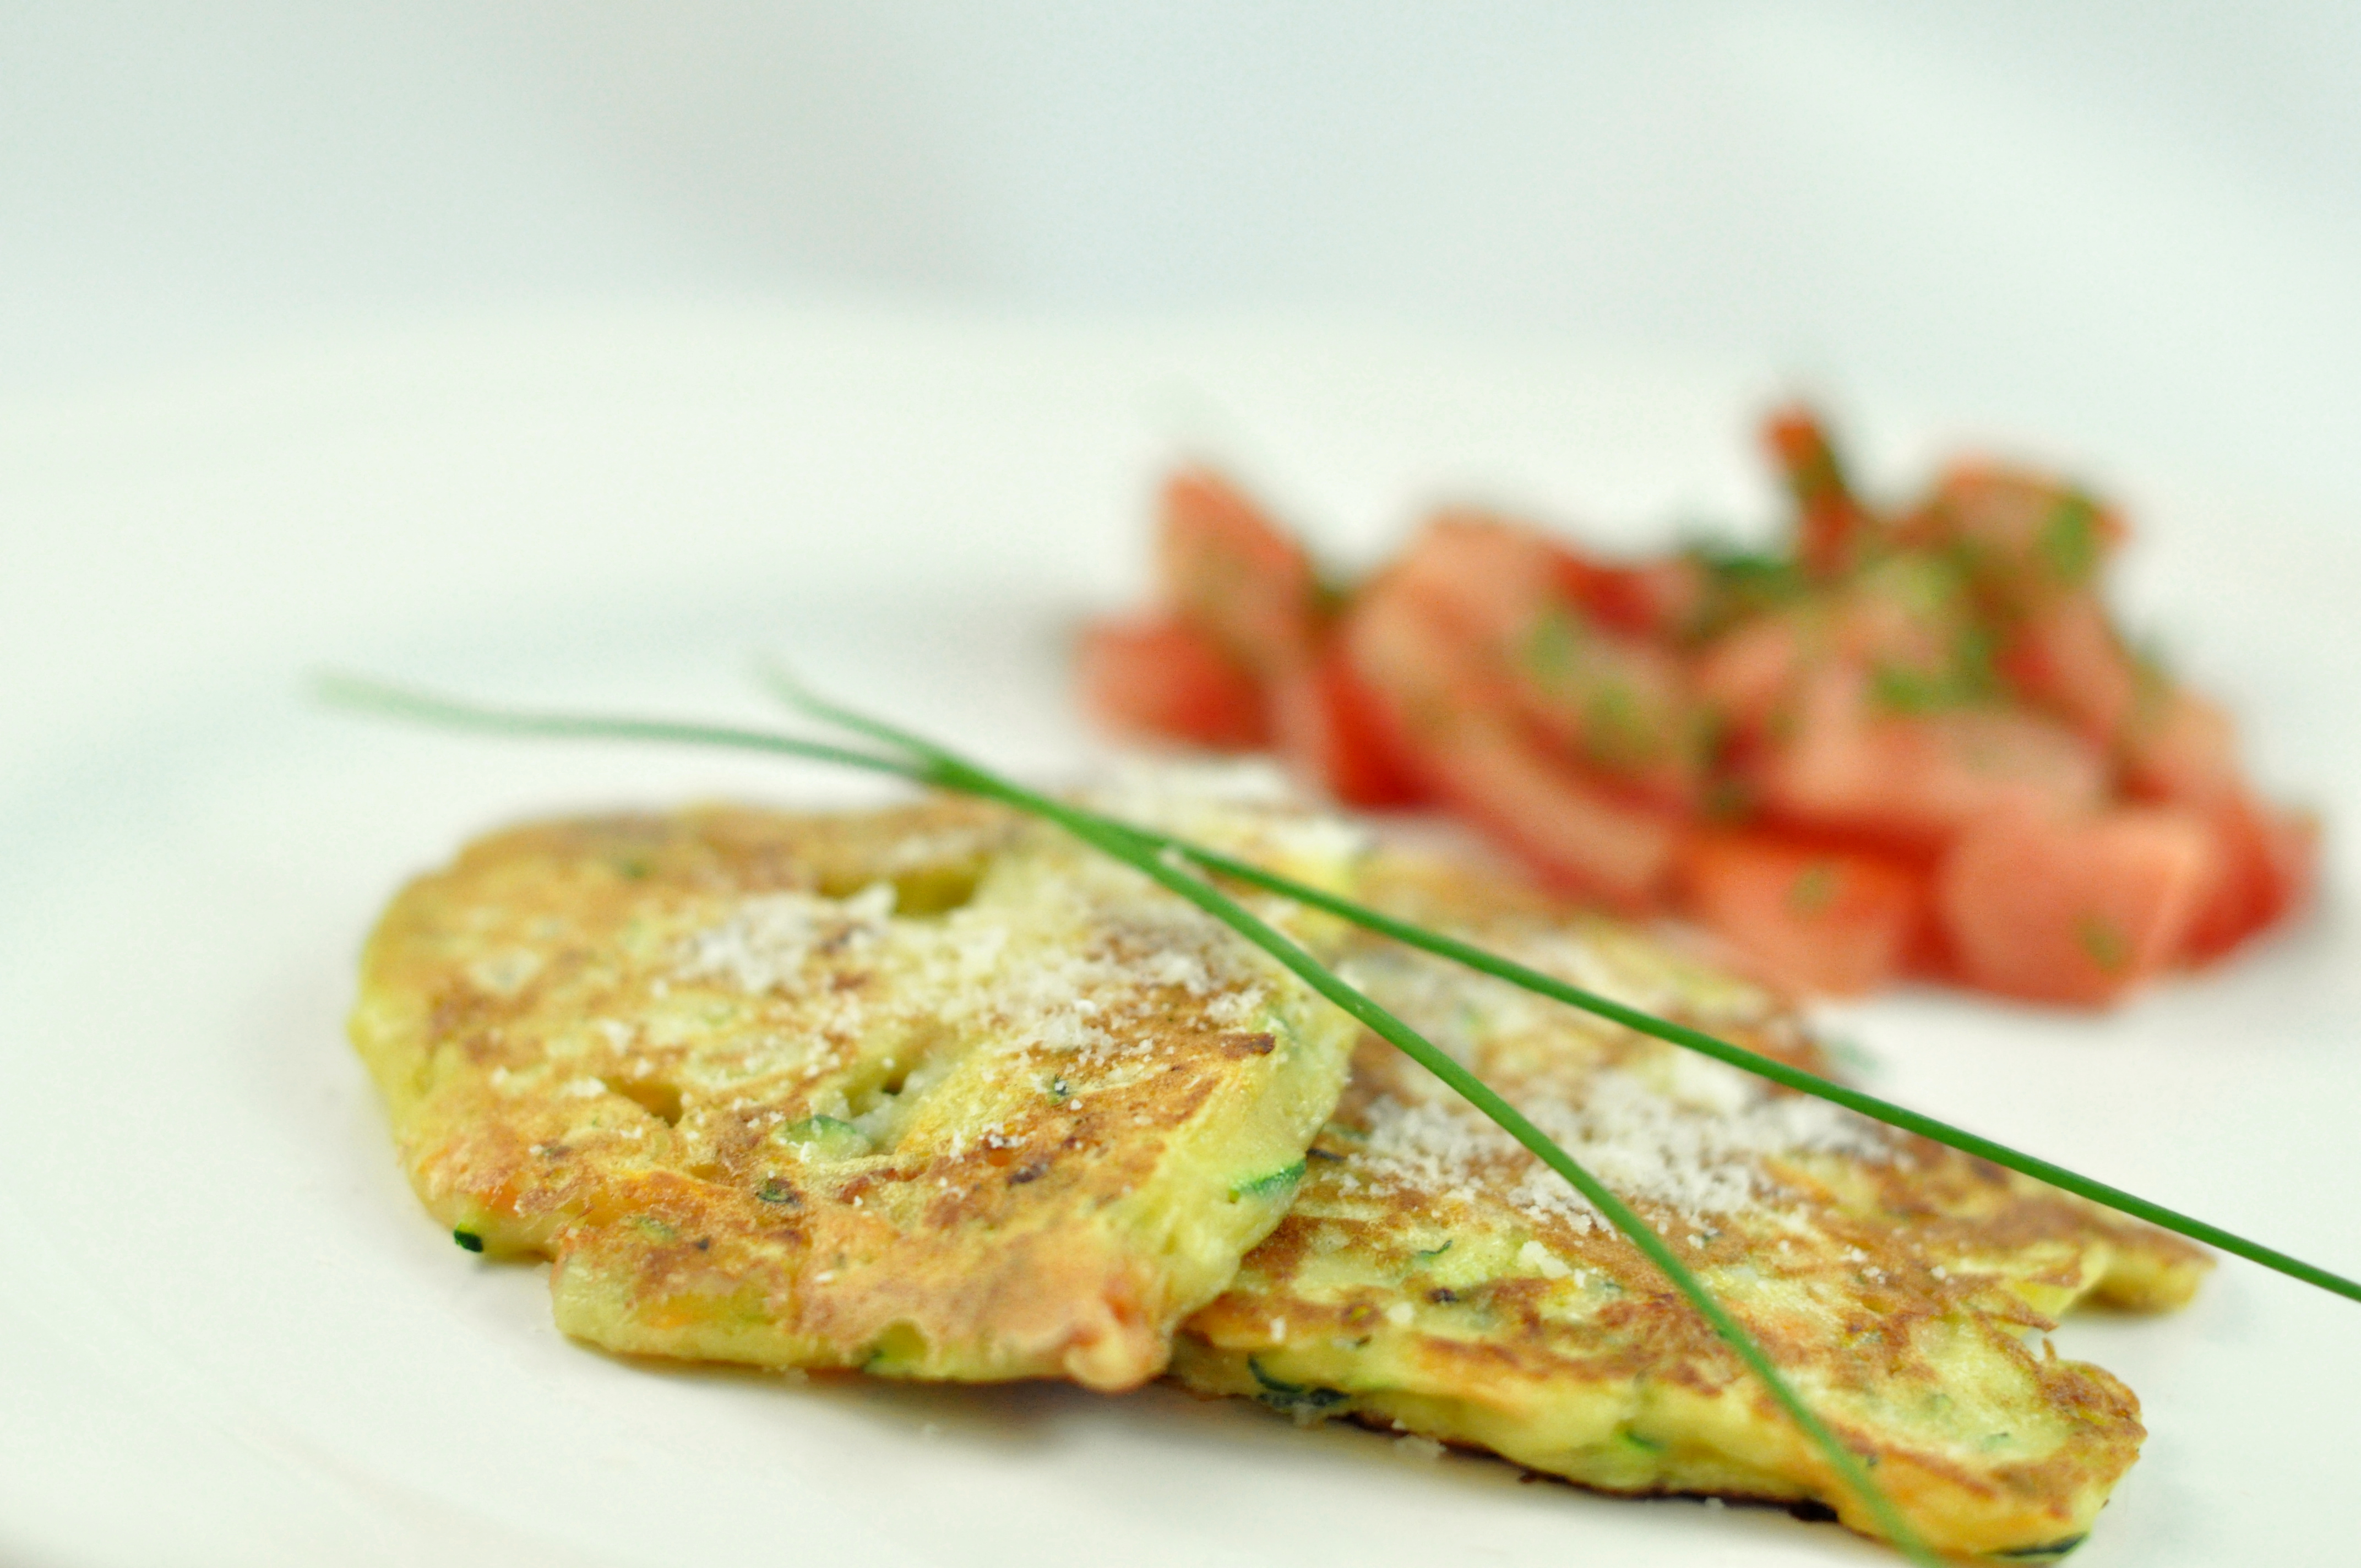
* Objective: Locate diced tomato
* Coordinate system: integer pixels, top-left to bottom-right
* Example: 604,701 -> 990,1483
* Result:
1403,510 -> 1704,644
1390,515 -> 1711,807
1388,514 -> 1562,645
1764,404 -> 1876,578
1156,469 -> 1322,674
1506,612 -> 1710,810
1085,409 -> 2301,1010
1759,668 -> 2107,849
1552,547 -> 1706,639
1830,551 -> 1988,681
1075,613 -> 1270,750
1694,611 -> 1813,745
1343,580 -> 1679,906
1996,592 -> 2140,747
1936,806 -> 2218,1005
1270,641 -> 1426,808
1680,832 -> 1930,996
2181,790 -> 2319,961
1339,569 -> 1511,749
1697,548 -> 1996,754
2122,683 -> 2240,804
1900,462 -> 2127,608
1416,722 -> 1684,910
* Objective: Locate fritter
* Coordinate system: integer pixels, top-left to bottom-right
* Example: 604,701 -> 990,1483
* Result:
350,795 -> 1362,1391
1171,853 -> 2208,1560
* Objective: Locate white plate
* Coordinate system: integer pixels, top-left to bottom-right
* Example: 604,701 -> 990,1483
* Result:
4,303 -> 2357,1567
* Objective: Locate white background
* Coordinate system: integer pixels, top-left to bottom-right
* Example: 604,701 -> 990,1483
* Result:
7,3 -> 2359,511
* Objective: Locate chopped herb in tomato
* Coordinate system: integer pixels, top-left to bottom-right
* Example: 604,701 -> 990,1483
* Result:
1083,405 -> 2313,1005
2076,914 -> 2131,973
2039,493 -> 2102,586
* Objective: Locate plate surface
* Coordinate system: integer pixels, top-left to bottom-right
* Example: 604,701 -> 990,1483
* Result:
3,303 -> 2357,1567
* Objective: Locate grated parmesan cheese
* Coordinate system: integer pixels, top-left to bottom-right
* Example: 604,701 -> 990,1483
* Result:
1352,1060 -> 1890,1229
680,883 -> 896,993
1335,925 -> 1893,1233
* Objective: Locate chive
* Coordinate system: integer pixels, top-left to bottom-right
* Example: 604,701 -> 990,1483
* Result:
1582,681 -> 1663,768
762,679 -> 1939,1561
328,672 -> 1933,1556
1865,644 -> 1997,715
1868,662 -> 1965,715
322,671 -> 2361,1558
1051,805 -> 2361,1309
1687,542 -> 1807,634
323,672 -> 2361,1308
452,1228 -> 485,1253
314,675 -> 925,786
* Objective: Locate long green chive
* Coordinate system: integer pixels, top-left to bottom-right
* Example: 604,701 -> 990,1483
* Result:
313,675 -> 925,783
327,671 -> 2361,1312
330,670 -> 2361,1554
994,777 -> 1932,1556
325,673 -> 1934,1556
748,680 -> 1931,1559
762,673 -> 2361,1305
1065,826 -> 2361,1306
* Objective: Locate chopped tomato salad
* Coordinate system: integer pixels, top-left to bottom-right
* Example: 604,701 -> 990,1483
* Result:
1078,412 -> 2316,1004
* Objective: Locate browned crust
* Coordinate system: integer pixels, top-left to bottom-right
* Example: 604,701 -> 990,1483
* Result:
1171,853 -> 2206,1558
352,799 -> 1355,1390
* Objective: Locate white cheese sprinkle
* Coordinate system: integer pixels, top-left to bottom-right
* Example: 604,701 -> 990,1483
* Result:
1354,1063 -> 1889,1228
681,884 -> 896,993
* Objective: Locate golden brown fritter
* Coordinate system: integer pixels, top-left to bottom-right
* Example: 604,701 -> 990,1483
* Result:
1172,852 -> 2207,1560
350,796 -> 1362,1391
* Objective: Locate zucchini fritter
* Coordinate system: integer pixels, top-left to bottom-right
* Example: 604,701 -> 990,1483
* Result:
1171,854 -> 2207,1560
351,796 -> 1360,1390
